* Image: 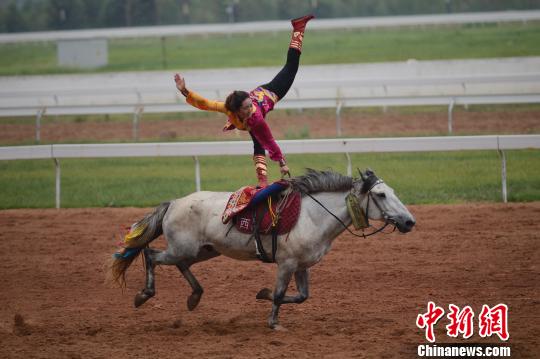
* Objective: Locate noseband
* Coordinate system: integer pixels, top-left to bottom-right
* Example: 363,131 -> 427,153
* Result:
305,174 -> 395,239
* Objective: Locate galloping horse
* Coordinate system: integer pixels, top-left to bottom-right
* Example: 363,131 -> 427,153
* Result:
111,169 -> 415,329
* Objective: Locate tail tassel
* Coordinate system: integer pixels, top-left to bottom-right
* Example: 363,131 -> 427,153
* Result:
113,247 -> 143,260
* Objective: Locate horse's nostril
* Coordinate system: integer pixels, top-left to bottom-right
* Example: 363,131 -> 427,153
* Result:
406,220 -> 416,228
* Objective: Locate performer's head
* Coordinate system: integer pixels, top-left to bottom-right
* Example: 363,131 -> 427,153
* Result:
225,91 -> 251,120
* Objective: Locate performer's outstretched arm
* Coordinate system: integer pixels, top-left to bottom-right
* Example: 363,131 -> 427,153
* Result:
175,73 -> 228,113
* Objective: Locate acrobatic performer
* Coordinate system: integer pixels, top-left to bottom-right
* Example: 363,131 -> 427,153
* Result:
174,14 -> 314,188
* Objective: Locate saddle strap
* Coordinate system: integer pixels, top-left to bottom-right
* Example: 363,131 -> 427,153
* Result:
255,227 -> 278,263
253,203 -> 273,263
254,196 -> 280,264
271,226 -> 278,262
254,232 -> 273,263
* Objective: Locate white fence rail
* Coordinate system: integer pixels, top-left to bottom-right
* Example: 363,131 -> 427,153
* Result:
1,135 -> 539,207
3,57 -> 540,140
1,10 -> 539,44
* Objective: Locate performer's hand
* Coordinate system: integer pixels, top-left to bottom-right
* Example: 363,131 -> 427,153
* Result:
174,73 -> 188,95
280,165 -> 291,178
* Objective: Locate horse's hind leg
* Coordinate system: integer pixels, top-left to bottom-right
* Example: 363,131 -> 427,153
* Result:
256,269 -> 309,304
134,248 -> 158,307
176,245 -> 220,311
134,243 -> 219,310
134,247 -> 181,308
177,262 -> 202,311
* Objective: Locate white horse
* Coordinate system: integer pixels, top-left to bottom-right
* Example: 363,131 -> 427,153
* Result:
111,169 -> 415,329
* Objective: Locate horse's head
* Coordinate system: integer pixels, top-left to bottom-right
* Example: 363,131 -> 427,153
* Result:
351,169 -> 416,233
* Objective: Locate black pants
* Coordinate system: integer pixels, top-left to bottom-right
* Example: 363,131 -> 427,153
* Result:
251,48 -> 301,155
261,48 -> 301,100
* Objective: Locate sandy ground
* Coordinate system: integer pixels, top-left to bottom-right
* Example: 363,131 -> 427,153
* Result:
1,105 -> 539,357
1,109 -> 540,144
0,203 -> 539,358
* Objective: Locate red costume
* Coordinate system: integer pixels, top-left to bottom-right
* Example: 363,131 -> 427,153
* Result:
179,14 -> 314,187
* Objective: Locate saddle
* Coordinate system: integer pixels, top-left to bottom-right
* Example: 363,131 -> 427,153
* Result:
222,180 -> 302,263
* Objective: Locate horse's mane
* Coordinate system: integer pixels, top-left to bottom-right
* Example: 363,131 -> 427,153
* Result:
288,169 -> 353,194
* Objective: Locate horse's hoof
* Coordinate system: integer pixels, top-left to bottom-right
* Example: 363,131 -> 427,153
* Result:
256,288 -> 273,301
134,291 -> 152,308
187,293 -> 202,311
270,324 -> 288,332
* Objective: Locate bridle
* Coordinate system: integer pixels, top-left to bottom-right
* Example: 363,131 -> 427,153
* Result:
304,173 -> 397,239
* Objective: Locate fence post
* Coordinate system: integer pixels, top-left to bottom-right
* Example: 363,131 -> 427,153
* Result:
448,98 -> 455,134
382,84 -> 388,113
193,156 -> 201,192
293,87 -> 303,113
54,94 -> 59,122
498,149 -> 508,203
344,152 -> 352,177
36,108 -> 45,143
132,106 -> 143,141
336,101 -> 343,137
161,36 -> 168,69
54,158 -> 61,209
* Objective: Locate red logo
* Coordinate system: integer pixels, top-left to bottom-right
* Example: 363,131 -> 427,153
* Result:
416,301 -> 445,343
416,302 -> 509,342
446,304 -> 474,339
479,304 -> 509,341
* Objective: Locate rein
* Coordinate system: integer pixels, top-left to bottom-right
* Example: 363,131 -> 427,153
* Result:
304,180 -> 395,239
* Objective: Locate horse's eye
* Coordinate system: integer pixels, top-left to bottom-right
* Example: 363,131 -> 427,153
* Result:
377,192 -> 386,199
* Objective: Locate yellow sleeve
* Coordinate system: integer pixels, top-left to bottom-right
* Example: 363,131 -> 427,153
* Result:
186,90 -> 227,114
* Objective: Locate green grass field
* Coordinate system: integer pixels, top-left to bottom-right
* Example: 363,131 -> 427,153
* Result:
1,22 -> 539,208
1,150 -> 538,208
1,22 -> 539,75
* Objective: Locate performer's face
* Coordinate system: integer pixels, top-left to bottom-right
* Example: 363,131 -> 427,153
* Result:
237,98 -> 253,120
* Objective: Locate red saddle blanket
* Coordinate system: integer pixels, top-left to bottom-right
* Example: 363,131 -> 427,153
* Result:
234,191 -> 301,235
221,182 -> 302,235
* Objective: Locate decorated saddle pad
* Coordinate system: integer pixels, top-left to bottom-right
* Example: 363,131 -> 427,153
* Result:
222,180 -> 301,235
222,180 -> 289,224
234,191 -> 301,235
222,186 -> 259,224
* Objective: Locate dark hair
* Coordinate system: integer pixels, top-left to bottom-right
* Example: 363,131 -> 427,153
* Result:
225,90 -> 250,113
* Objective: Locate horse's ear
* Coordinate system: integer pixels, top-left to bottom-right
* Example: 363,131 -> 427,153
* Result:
365,168 -> 374,177
358,168 -> 366,180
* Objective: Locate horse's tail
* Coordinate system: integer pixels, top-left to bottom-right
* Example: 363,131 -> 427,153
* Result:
109,201 -> 171,287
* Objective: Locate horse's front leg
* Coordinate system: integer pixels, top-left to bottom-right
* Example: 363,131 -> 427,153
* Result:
266,265 -> 295,330
256,269 -> 309,304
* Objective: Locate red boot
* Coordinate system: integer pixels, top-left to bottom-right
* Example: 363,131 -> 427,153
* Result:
292,14 -> 315,32
253,155 -> 268,188
289,14 -> 315,52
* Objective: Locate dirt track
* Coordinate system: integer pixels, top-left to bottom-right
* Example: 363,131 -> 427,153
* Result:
1,106 -> 539,357
1,203 -> 539,358
2,108 -> 540,144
